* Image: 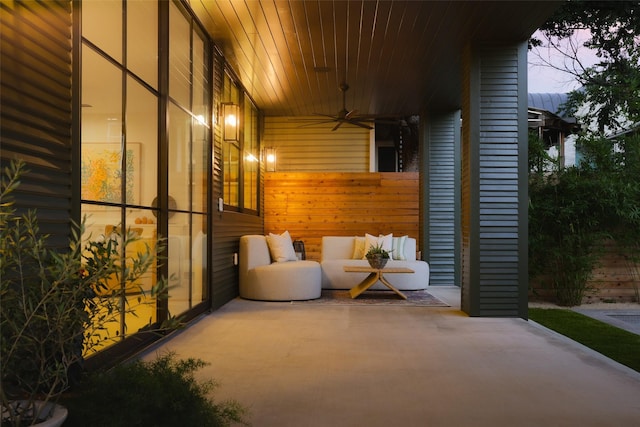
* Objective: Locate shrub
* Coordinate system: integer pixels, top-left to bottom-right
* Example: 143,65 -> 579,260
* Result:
529,134 -> 640,305
1,160 -> 178,426
63,352 -> 248,427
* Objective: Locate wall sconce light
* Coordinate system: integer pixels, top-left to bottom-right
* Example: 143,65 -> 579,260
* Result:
264,147 -> 277,172
222,103 -> 240,142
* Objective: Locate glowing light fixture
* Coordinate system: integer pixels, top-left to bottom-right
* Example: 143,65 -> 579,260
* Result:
222,103 -> 240,142
264,147 -> 277,172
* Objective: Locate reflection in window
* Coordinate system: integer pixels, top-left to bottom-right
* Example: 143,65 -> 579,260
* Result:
80,0 -> 210,353
244,94 -> 259,211
222,73 -> 260,213
167,1 -> 210,312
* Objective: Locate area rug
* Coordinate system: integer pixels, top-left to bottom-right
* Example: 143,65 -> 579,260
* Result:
294,289 -> 450,307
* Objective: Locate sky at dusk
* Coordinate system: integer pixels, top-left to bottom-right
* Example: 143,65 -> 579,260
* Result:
527,29 -> 599,94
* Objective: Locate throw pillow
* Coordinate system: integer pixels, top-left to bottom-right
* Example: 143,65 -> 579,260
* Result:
266,230 -> 297,262
352,236 -> 366,259
392,235 -> 408,260
362,233 -> 393,259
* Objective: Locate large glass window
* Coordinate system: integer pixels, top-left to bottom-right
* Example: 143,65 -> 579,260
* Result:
80,0 -> 210,353
222,73 -> 259,212
243,94 -> 259,211
127,0 -> 158,88
168,0 -> 210,313
81,0 -> 160,352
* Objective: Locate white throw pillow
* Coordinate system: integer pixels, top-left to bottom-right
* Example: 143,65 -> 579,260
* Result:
266,230 -> 297,262
362,233 -> 393,259
392,235 -> 408,260
352,236 -> 366,259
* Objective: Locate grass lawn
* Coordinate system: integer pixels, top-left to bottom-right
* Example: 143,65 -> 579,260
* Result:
529,308 -> 640,373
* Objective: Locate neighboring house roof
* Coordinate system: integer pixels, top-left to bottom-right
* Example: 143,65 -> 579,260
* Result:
528,92 -> 580,134
607,122 -> 640,140
528,93 -> 569,117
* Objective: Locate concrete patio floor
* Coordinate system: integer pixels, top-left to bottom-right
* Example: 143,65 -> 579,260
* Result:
143,286 -> 640,426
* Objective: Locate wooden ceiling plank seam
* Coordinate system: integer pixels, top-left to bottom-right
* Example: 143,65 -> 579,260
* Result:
286,0 -> 318,115
352,0 -> 378,113
358,0 -> 383,113
403,3 -> 460,112
313,0 -> 338,115
263,0 -> 310,115
256,0 -> 307,115
206,0 -> 271,108
376,2 -> 413,113
249,0 -> 303,114
280,0 -> 319,115
345,0 -> 367,110
301,0 -> 328,114
241,1 -> 288,97
366,0 -> 394,111
330,0 -> 343,102
231,0 -> 296,113
386,2 -> 435,110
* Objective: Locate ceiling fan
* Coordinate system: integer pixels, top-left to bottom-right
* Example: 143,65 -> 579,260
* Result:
300,82 -> 384,131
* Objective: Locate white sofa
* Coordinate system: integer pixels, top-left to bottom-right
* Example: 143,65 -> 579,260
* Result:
239,235 -> 322,301
320,236 -> 430,290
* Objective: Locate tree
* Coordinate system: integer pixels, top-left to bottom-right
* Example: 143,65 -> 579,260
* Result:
530,1 -> 640,134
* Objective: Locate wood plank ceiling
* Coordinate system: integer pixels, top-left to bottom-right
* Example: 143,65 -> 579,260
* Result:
191,1 -> 561,117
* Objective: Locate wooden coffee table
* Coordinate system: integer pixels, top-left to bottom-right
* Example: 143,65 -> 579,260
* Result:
343,266 -> 414,299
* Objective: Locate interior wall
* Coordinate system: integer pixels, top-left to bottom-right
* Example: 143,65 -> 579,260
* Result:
264,172 -> 420,261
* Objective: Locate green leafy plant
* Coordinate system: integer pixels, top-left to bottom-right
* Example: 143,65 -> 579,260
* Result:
529,134 -> 640,306
63,352 -> 248,427
1,160 -> 178,426
365,243 -> 391,259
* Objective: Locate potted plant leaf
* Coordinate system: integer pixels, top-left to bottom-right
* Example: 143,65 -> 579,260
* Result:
365,243 -> 391,269
1,160 -> 176,426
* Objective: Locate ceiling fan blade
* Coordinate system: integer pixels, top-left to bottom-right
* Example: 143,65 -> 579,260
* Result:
312,113 -> 338,119
296,120 -> 337,128
331,121 -> 344,131
345,109 -> 359,119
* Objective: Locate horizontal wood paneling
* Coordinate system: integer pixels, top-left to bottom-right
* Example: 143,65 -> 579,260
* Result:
263,117 -> 370,172
531,243 -> 640,304
264,172 -> 419,261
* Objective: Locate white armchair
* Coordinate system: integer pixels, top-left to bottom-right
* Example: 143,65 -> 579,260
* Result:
239,235 -> 322,301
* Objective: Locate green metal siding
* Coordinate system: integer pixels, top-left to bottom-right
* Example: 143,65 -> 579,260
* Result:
421,112 -> 461,286
462,43 -> 528,318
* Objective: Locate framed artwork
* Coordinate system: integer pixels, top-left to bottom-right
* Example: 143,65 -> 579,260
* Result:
81,143 -> 140,206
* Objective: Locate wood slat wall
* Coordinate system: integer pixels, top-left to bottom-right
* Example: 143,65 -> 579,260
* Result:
264,172 -> 419,261
531,243 -> 640,303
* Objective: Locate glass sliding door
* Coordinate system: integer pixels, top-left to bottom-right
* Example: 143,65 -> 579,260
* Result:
167,0 -> 210,314
81,0 -> 160,352
80,0 -> 210,354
